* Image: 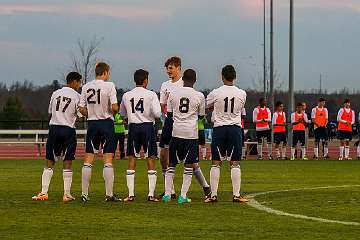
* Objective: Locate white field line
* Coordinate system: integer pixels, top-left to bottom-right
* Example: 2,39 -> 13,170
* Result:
246,185 -> 360,226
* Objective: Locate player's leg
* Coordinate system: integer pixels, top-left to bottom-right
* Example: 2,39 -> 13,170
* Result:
145,123 -> 159,202
266,130 -> 273,159
193,163 -> 211,197
281,134 -> 287,160
124,123 -> 138,202
241,128 -> 246,160
62,130 -> 76,202
323,128 -> 329,158
147,157 -> 158,202
119,133 -> 126,159
339,131 -> 345,160
163,137 -> 178,202
300,131 -> 308,160
256,131 -> 263,160
344,132 -> 352,160
357,137 -> 360,160
178,164 -> 194,204
274,133 -> 281,160
198,130 -> 206,160
313,129 -> 320,159
114,133 -> 120,160
124,156 -> 136,202
291,131 -> 297,160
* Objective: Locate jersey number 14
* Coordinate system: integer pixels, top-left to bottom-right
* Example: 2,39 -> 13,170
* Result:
130,98 -> 144,113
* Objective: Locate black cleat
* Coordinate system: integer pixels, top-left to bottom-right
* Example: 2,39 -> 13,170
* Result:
171,193 -> 177,200
105,195 -> 122,202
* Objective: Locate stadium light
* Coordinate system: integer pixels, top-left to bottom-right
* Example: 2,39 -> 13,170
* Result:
288,0 -> 294,143
263,0 -> 267,98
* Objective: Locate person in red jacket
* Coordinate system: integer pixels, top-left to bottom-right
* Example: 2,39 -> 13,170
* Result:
272,101 -> 287,160
291,103 -> 309,160
337,99 -> 355,160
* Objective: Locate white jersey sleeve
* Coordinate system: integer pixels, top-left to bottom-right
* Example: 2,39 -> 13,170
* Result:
159,78 -> 183,105
337,108 -> 344,123
352,110 -> 355,124
272,112 -> 278,125
199,93 -> 206,116
266,108 -> 272,122
151,91 -> 162,119
311,107 -> 316,119
291,112 -> 296,124
252,108 -> 259,123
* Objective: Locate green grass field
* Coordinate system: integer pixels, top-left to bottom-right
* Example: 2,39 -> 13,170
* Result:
0,159 -> 360,240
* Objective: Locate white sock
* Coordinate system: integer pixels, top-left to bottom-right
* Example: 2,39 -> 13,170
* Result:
339,146 -> 344,158
165,167 -> 175,196
181,167 -> 193,198
267,144 -> 272,157
202,147 -> 207,159
345,146 -> 350,158
41,168 -> 53,194
210,165 -> 220,197
148,170 -> 157,197
126,170 -> 135,197
301,147 -> 307,158
281,146 -> 287,158
231,165 -> 241,197
291,147 -> 296,158
82,164 -> 92,195
103,163 -> 114,197
314,147 -> 319,158
242,146 -> 246,159
257,144 -> 263,157
357,144 -> 360,157
63,169 -> 72,195
193,167 -> 209,188
324,145 -> 329,157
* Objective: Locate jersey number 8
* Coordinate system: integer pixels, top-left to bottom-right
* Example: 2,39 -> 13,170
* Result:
179,97 -> 190,113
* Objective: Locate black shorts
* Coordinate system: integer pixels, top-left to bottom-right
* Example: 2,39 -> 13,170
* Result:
169,137 -> 199,166
86,119 -> 116,154
256,129 -> 271,143
159,117 -> 173,148
292,130 -> 305,147
338,130 -> 352,141
198,130 -> 205,146
211,125 -> 242,161
127,122 -> 158,158
274,132 -> 287,145
314,127 -> 328,142
46,125 -> 77,161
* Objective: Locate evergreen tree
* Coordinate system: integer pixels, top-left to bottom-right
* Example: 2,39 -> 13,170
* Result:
0,96 -> 28,129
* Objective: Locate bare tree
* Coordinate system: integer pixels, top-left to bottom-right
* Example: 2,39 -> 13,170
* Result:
71,36 -> 103,84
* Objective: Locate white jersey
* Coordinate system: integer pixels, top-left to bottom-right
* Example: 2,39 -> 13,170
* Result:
48,87 -> 81,128
337,108 -> 355,124
206,85 -> 246,128
120,87 -> 161,124
167,86 -> 205,139
159,78 -> 184,105
79,79 -> 118,120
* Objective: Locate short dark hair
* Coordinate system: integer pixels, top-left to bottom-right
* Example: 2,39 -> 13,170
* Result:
134,69 -> 149,85
164,56 -> 181,68
66,72 -> 82,84
297,102 -> 303,107
276,101 -> 283,107
222,65 -> 236,81
183,69 -> 196,85
259,98 -> 266,104
318,97 -> 326,102
344,98 -> 351,104
95,62 -> 110,76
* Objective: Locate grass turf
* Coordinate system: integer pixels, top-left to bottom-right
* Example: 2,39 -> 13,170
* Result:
0,159 -> 360,239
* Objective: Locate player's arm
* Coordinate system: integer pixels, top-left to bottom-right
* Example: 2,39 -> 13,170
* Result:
272,113 -> 278,126
159,83 -> 167,113
325,108 -> 329,126
311,108 -> 318,127
109,84 -> 119,113
337,109 -> 346,124
78,87 -> 88,117
351,110 -> 355,125
152,92 -> 162,119
265,108 -> 272,123
253,108 -> 260,123
199,93 -> 206,118
291,113 -> 298,126
166,96 -> 174,120
48,93 -> 55,118
205,90 -> 215,112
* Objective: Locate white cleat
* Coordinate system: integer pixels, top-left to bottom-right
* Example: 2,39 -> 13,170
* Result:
63,194 -> 75,202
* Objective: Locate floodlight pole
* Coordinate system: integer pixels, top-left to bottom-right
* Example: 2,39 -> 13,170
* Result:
269,0 -> 274,156
288,0 -> 295,146
263,0 -> 267,98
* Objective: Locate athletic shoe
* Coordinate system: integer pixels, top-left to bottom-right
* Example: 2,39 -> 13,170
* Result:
268,155 -> 273,160
171,193 -> 177,200
177,196 -> 191,204
32,193 -> 48,201
345,157 -> 352,160
282,157 -> 289,160
81,194 -> 89,202
256,155 -> 263,160
290,156 -> 295,161
338,157 -> 343,161
233,195 -> 249,203
63,194 -> 75,202
302,156 -> 309,160
162,194 -> 171,203
123,196 -> 135,202
204,195 -> 218,203
147,196 -> 160,202
203,186 -> 211,196
105,195 -> 122,202
324,155 -> 330,159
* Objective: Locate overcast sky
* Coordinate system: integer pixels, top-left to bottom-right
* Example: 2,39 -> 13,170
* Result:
0,0 -> 359,91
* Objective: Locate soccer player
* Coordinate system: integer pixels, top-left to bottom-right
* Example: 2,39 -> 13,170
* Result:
159,56 -> 183,198
241,107 -> 247,160
198,118 -> 207,160
162,69 -> 206,204
357,112 -> 360,160
32,72 -> 82,202
79,62 -> 120,202
291,103 -> 309,160
114,105 -> 126,159
120,69 -> 161,202
272,101 -> 287,160
337,99 -> 355,160
311,98 -> 329,159
205,65 -> 248,203
253,98 -> 272,160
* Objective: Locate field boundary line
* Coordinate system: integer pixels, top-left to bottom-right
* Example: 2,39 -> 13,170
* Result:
246,185 -> 360,226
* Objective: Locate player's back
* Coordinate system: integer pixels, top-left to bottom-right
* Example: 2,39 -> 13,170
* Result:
49,87 -> 80,128
121,87 -> 161,124
168,86 -> 205,139
207,85 -> 246,128
80,79 -> 117,120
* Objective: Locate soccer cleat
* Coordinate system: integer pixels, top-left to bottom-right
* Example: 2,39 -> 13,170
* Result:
324,155 -> 330,159
32,193 -> 48,201
177,196 -> 192,204
148,196 -> 160,202
203,186 -> 211,197
302,156 -> 309,160
123,196 -> 135,202
233,195 -> 249,203
81,194 -> 90,202
268,155 -> 273,160
256,155 -> 263,160
345,157 -> 352,160
338,157 -> 343,161
162,194 -> 172,203
171,193 -> 177,200
63,194 -> 75,202
290,156 -> 295,161
204,195 -> 218,203
282,157 -> 289,160
105,195 -> 122,202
